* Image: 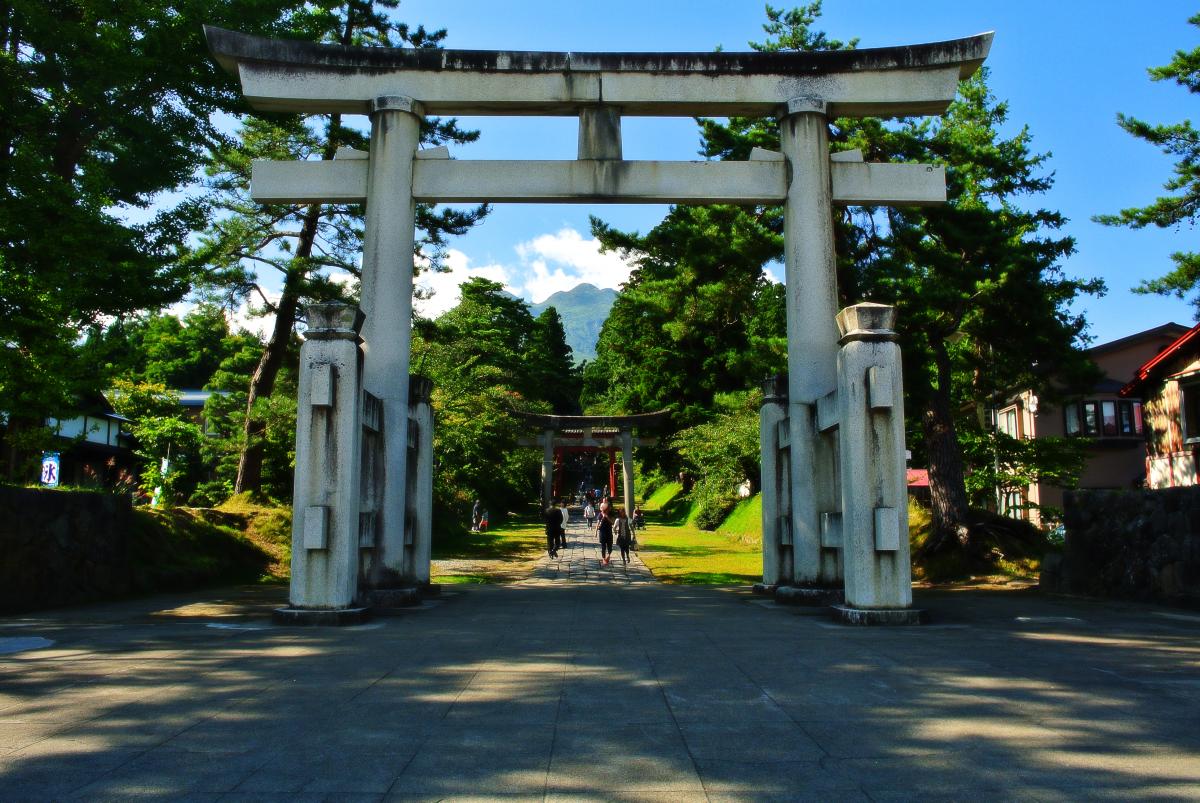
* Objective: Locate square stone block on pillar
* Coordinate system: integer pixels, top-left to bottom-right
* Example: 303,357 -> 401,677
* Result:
832,302 -> 922,625
276,302 -> 371,625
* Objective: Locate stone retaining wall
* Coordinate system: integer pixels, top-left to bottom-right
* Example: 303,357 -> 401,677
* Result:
0,486 -> 134,612
1048,487 -> 1200,603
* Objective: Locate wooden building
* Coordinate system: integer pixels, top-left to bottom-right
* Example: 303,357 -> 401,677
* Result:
1121,323 -> 1200,488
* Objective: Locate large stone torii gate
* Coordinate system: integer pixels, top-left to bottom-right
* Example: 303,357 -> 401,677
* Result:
205,26 -> 992,624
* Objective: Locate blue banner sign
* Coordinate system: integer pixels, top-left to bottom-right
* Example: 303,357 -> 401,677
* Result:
40,452 -> 60,488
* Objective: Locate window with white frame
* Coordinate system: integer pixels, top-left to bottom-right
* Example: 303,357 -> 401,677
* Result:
1064,399 -> 1142,438
997,407 -> 1019,438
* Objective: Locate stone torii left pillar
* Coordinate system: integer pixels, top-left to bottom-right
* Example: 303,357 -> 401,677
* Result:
360,95 -> 421,580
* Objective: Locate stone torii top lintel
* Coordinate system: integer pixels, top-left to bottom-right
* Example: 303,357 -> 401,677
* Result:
203,25 -> 993,117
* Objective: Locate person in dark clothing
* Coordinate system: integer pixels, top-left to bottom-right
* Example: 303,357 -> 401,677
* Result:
545,500 -> 563,558
471,499 -> 482,532
597,511 -> 614,566
615,508 -> 632,565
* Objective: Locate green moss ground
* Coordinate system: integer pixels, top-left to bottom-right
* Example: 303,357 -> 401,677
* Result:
128,498 -> 292,593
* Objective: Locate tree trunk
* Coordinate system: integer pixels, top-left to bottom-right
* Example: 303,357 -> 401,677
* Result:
919,342 -> 971,556
232,206 -> 320,494
233,115 -> 345,495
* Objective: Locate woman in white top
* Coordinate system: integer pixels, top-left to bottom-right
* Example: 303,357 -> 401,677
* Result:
584,502 -> 596,530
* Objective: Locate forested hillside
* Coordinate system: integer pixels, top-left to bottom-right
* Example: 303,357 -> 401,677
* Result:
530,284 -> 617,364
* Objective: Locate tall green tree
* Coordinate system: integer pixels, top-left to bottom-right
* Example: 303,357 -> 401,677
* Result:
193,0 -> 488,496
413,278 -> 578,526
80,305 -> 258,390
0,0 -> 297,476
584,206 -> 786,435
1096,11 -> 1200,312
529,307 -> 583,414
852,73 -> 1102,552
588,3 -> 1101,551
582,2 -> 849,472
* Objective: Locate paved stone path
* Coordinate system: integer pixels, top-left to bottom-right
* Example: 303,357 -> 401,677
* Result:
2,563 -> 1200,799
526,514 -> 655,585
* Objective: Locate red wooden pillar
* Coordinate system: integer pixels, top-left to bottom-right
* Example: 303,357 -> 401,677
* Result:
608,449 -> 617,497
552,448 -> 562,499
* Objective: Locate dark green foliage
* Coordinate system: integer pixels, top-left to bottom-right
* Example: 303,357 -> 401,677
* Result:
0,0 -> 297,423
1096,12 -> 1200,313
672,391 -> 761,530
959,429 -> 1089,523
583,206 -> 786,428
415,278 -> 580,531
80,305 -> 261,389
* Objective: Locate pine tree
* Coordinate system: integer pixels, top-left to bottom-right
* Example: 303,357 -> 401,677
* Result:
0,0 -> 297,477
1095,12 -> 1200,312
191,0 -> 488,494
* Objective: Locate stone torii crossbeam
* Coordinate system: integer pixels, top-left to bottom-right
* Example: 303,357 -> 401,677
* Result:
205,26 -> 992,623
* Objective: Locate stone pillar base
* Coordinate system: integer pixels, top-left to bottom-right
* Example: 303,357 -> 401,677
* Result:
273,607 -> 371,626
830,604 -> 925,626
751,583 -> 777,596
775,585 -> 844,606
363,588 -> 422,609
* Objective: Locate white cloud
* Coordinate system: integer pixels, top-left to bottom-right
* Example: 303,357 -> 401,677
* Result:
413,248 -> 516,318
411,227 -> 636,317
513,228 -> 634,302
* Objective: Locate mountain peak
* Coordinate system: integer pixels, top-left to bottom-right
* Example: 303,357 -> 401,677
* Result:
529,283 -> 618,364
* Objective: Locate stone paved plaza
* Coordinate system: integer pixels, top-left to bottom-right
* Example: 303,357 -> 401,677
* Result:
2,520 -> 1199,800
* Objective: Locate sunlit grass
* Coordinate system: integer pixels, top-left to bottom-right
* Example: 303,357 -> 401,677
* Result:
436,574 -> 492,585
430,517 -> 545,583
636,517 -> 761,586
716,494 -> 761,546
431,518 -> 543,560
634,482 -> 761,585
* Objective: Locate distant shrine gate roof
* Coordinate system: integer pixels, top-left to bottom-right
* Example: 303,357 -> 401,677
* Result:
204,26 -> 993,117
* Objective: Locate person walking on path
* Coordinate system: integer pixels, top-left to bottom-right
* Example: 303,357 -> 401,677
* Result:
558,499 -> 571,552
545,500 -> 562,558
583,501 -> 596,531
597,510 -> 614,566
615,508 -> 633,566
599,495 -> 610,523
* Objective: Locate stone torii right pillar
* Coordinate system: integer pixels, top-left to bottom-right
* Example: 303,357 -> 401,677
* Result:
620,428 -> 635,515
780,97 -> 842,591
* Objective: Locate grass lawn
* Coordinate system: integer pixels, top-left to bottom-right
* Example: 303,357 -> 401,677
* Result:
425,487 -> 765,587
636,483 -> 762,586
430,516 -> 545,584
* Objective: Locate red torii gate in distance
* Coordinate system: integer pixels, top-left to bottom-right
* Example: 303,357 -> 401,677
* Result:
516,412 -> 666,514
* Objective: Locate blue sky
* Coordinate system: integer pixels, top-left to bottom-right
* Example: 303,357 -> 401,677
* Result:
382,0 -> 1200,345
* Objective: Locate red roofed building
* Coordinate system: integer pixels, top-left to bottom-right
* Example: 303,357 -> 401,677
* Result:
1121,321 -> 1200,488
